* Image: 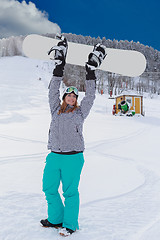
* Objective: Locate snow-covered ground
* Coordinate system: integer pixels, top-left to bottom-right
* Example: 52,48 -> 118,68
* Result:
0,56 -> 160,240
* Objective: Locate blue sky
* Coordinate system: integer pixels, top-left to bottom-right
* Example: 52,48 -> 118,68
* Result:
3,0 -> 160,51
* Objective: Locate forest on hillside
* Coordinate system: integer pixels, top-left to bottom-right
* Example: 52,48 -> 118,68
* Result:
0,33 -> 160,96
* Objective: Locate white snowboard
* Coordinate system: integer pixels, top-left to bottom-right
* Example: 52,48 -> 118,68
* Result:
22,34 -> 146,77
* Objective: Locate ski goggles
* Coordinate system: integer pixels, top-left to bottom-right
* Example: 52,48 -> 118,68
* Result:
65,86 -> 79,96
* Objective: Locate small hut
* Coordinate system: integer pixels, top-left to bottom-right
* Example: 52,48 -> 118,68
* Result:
115,91 -> 144,115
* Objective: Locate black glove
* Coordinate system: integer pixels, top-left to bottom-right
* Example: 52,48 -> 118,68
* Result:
48,35 -> 68,77
85,63 -> 96,80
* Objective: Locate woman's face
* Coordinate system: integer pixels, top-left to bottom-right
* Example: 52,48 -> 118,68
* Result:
65,93 -> 77,106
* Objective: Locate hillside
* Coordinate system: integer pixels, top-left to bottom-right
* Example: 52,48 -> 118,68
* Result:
0,56 -> 160,240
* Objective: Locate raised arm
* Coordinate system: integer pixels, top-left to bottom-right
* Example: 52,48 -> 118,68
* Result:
80,43 -> 107,119
80,78 -> 96,119
48,76 -> 61,115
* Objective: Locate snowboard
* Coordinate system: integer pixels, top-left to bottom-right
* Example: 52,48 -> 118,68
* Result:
22,34 -> 146,77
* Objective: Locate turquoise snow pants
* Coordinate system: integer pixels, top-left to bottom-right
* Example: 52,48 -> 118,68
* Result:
42,152 -> 84,231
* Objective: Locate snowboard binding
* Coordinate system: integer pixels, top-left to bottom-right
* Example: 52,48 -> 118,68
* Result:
48,34 -> 68,65
86,43 -> 107,70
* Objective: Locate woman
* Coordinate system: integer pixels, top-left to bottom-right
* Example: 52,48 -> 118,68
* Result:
41,36 -> 106,237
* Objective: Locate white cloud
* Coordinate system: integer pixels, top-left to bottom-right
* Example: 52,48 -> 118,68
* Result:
0,0 -> 61,38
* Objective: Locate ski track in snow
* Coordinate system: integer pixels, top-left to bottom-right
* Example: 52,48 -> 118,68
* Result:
0,167 -> 160,240
87,125 -> 148,152
0,123 -> 147,166
0,134 -> 46,144
79,167 -> 160,240
0,125 -> 159,240
0,152 -> 47,165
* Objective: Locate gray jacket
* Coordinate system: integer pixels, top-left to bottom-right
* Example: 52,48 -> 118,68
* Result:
47,76 -> 96,152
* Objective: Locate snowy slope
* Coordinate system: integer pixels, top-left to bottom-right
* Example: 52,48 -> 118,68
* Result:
0,56 -> 160,240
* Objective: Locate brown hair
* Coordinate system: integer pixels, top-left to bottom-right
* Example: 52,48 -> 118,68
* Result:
58,99 -> 79,115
